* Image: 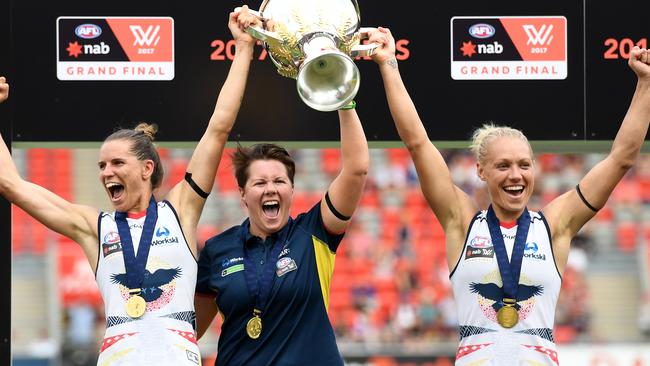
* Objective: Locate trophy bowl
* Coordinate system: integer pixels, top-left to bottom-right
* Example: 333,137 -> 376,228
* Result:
241,0 -> 376,111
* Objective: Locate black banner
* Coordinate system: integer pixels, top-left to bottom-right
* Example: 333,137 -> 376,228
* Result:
8,0 -> 646,142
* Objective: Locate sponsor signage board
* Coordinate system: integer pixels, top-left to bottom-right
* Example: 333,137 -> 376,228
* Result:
57,17 -> 174,80
451,16 -> 567,80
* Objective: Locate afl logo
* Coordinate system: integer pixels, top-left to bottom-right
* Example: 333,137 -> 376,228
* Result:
103,231 -> 120,244
75,24 -> 102,39
277,257 -> 292,269
469,23 -> 495,39
470,236 -> 492,248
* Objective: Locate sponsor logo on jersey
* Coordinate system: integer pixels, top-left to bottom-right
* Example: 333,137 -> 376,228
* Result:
102,231 -> 122,257
221,256 -> 245,277
186,350 -> 200,364
156,226 -> 170,237
151,236 -> 179,246
222,257 -> 244,268
466,236 -> 494,259
465,246 -> 494,259
221,264 -> 244,277
276,257 -> 298,277
151,226 -> 179,246
278,247 -> 291,258
470,236 -> 492,248
502,232 -> 516,240
103,231 -> 120,244
524,241 -> 546,260
102,241 -> 122,257
525,242 -> 538,252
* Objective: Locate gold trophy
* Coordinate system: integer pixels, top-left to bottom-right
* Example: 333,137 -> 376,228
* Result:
237,0 -> 377,111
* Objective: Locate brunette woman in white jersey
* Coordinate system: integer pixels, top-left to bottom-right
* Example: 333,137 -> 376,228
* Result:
0,8 -> 258,365
369,26 -> 650,365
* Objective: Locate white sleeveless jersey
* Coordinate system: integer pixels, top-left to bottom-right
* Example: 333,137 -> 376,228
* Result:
96,200 -> 200,366
450,210 -> 562,366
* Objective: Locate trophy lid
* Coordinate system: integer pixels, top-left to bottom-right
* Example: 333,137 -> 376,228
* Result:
259,0 -> 360,43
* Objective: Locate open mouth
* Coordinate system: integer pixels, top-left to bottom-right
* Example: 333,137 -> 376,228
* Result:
262,200 -> 280,218
503,185 -> 524,197
106,182 -> 125,201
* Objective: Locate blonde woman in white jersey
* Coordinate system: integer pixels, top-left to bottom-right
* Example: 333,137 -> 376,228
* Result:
0,8 -> 258,365
369,26 -> 650,365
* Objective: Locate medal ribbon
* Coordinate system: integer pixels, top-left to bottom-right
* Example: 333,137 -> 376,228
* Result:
115,196 -> 158,291
243,237 -> 284,317
486,205 -> 530,305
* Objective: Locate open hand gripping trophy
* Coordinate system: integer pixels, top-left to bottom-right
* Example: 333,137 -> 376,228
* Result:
238,0 -> 377,111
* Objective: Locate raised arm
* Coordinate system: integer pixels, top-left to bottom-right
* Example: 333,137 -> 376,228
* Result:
320,108 -> 369,234
0,77 -> 99,267
166,8 -> 256,252
545,47 -> 650,268
369,28 -> 477,261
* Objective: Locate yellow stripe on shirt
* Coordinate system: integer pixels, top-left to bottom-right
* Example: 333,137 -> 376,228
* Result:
312,235 -> 336,311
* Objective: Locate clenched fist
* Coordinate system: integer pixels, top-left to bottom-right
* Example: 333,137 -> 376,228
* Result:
0,77 -> 8,103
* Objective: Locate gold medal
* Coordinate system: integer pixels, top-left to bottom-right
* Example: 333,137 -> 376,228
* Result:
497,298 -> 518,328
246,315 -> 262,339
126,293 -> 146,318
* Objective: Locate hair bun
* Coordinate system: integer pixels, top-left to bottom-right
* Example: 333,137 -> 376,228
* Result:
134,122 -> 158,142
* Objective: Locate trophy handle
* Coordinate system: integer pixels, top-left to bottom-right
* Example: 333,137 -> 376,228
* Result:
350,27 -> 380,57
233,7 -> 284,49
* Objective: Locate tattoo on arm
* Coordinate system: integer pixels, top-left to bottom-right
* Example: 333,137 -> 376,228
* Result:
385,58 -> 398,70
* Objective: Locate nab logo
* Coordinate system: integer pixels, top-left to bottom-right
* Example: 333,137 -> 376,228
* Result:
102,242 -> 122,257
523,24 -> 554,46
156,226 -> 170,238
75,24 -> 102,39
85,42 -> 110,54
477,41 -> 503,54
460,41 -> 504,58
469,23 -> 495,39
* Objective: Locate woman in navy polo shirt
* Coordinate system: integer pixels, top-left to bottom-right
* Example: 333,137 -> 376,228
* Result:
194,78 -> 369,365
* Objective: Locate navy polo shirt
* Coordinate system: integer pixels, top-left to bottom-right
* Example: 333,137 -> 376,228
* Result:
197,202 -> 345,366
